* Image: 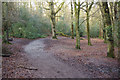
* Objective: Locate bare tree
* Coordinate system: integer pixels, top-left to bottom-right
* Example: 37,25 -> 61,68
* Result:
73,0 -> 83,49
81,2 -> 94,46
44,0 -> 64,39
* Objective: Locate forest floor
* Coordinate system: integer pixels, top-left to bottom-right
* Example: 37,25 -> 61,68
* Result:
2,36 -> 120,78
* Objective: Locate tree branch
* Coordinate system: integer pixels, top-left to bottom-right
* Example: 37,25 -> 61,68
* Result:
43,7 -> 50,10
79,8 -> 100,26
80,2 -> 84,6
81,4 -> 86,8
80,7 -> 87,12
74,2 -> 79,6
89,2 -> 94,11
55,16 -> 61,17
55,2 -> 65,15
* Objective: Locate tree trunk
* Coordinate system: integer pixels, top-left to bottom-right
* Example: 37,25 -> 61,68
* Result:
5,3 -> 9,43
99,20 -> 102,39
6,27 -> 9,42
86,2 -> 92,46
99,2 -> 107,42
51,16 -> 57,39
50,1 -> 57,39
114,2 -> 118,47
47,1 -> 64,39
75,13 -> 80,49
110,2 -> 116,47
117,2 -> 120,60
71,1 -> 74,39
2,3 -> 5,42
102,2 -> 114,58
109,2 -> 114,26
74,2 -> 80,49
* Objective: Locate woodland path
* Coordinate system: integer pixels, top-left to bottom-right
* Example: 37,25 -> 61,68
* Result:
24,38 -> 89,78
2,37 -> 119,78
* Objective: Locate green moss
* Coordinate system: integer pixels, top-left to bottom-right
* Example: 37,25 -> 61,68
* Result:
107,52 -> 115,58
71,37 -> 74,39
88,43 -> 92,46
107,41 -> 115,58
104,41 -> 107,43
2,40 -> 12,44
106,26 -> 113,41
52,36 -> 57,39
76,45 -> 81,49
56,32 -> 70,37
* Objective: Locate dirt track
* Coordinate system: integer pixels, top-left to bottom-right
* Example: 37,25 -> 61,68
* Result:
24,38 -> 88,78
24,37 -> 119,78
2,37 -> 120,78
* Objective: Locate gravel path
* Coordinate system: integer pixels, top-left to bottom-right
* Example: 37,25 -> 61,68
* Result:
24,38 -> 89,78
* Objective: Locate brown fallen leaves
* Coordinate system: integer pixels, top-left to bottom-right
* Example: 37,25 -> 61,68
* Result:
44,36 -> 119,78
2,37 -> 119,78
2,38 -> 34,78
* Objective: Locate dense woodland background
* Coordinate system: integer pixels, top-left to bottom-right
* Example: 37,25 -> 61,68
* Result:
1,0 -> 120,78
1,1 -> 120,58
